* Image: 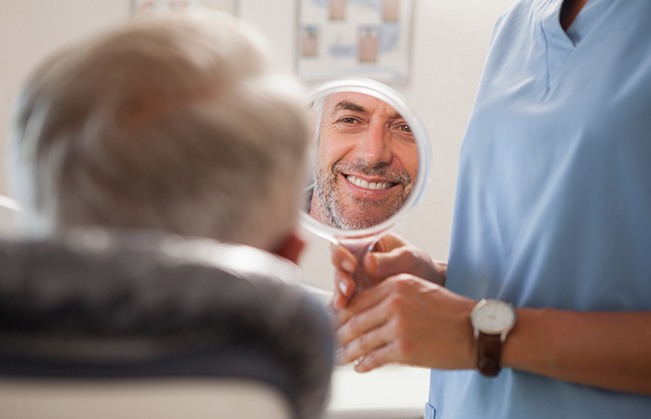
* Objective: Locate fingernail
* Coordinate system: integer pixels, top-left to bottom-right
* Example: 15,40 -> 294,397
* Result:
353,356 -> 365,372
338,280 -> 349,295
342,259 -> 355,273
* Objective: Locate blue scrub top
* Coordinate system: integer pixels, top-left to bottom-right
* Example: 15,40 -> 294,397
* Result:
428,0 -> 651,418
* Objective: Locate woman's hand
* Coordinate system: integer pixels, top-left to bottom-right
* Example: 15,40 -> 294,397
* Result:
331,233 -> 446,310
336,274 -> 476,372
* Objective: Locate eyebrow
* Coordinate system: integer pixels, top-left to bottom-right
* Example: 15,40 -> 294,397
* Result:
333,100 -> 366,113
332,99 -> 404,120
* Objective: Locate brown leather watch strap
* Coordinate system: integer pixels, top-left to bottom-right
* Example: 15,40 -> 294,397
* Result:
476,332 -> 503,377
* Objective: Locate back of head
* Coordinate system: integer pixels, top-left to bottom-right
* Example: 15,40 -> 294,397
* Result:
9,13 -> 310,251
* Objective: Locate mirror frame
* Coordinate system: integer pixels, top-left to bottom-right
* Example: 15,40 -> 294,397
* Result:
300,77 -> 431,242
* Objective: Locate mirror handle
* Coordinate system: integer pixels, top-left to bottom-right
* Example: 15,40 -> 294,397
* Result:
338,236 -> 380,293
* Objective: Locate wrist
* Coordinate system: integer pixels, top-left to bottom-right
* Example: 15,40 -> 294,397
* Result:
500,307 -> 548,371
470,299 -> 517,376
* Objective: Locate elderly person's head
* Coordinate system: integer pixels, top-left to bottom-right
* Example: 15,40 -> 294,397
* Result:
9,13 -> 310,259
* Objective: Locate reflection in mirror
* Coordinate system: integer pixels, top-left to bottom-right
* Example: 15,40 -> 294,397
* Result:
306,91 -> 418,231
300,78 -> 430,292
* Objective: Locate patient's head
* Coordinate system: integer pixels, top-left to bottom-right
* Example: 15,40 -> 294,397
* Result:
9,13 -> 310,258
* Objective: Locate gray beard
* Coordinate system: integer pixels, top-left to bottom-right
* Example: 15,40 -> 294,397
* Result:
313,162 -> 412,230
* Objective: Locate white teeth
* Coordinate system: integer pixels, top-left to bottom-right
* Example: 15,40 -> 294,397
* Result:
347,175 -> 392,190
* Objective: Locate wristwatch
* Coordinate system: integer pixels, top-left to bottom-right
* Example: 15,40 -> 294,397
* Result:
470,299 -> 517,377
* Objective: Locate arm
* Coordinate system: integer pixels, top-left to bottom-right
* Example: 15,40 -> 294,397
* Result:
333,235 -> 651,395
337,277 -> 651,395
504,308 -> 651,395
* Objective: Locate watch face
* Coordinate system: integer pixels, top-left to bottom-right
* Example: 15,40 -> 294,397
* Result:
471,300 -> 516,334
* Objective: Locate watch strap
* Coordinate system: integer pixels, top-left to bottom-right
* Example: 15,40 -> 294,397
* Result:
476,332 -> 502,377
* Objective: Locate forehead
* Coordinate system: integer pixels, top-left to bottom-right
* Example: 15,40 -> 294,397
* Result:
323,92 -> 400,116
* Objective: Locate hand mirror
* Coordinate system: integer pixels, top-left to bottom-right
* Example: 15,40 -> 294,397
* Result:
301,77 -> 431,291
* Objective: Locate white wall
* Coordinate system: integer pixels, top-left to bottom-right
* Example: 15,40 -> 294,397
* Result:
0,0 -> 513,291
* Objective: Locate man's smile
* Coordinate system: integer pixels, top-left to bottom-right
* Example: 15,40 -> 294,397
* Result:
345,174 -> 396,191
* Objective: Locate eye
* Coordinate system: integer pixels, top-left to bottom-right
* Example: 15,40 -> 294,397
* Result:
397,124 -> 411,133
332,115 -> 366,133
391,121 -> 415,142
339,116 -> 361,125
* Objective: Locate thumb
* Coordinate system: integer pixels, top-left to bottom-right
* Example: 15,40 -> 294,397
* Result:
364,245 -> 439,282
363,248 -> 404,279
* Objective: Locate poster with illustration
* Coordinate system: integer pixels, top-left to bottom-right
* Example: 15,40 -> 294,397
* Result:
132,0 -> 238,16
297,0 -> 413,83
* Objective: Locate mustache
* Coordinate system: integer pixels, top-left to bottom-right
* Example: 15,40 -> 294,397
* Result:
331,160 -> 412,185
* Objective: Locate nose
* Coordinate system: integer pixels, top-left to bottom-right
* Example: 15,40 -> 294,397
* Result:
352,121 -> 392,167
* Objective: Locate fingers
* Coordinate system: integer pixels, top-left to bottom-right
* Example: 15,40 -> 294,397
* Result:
373,233 -> 409,253
336,278 -> 395,328
336,290 -> 388,347
331,242 -> 357,274
332,271 -> 355,310
340,328 -> 392,371
361,233 -> 420,279
336,293 -> 408,372
365,245 -> 443,285
351,342 -> 396,372
335,274 -> 477,373
336,303 -> 391,367
363,247 -> 411,278
330,244 -> 357,309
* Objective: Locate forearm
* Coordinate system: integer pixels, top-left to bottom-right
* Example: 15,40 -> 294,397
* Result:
502,309 -> 651,395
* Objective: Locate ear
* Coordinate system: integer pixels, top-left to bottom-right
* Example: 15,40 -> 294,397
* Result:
273,231 -> 305,265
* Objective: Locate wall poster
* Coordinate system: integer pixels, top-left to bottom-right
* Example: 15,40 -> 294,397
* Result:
297,0 -> 414,84
132,0 -> 238,16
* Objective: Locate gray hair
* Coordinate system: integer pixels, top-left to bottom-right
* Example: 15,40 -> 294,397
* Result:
9,13 -> 310,251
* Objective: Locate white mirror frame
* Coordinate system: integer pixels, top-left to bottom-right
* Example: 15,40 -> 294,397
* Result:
300,77 -> 431,243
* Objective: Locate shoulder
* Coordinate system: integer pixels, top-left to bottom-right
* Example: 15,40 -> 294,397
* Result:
491,0 -> 539,41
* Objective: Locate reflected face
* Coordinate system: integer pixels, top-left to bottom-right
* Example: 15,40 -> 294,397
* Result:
309,92 -> 418,230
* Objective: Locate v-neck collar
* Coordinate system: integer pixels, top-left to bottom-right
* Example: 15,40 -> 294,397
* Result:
541,0 -> 575,83
539,0 -> 612,84
565,0 -> 612,44
541,0 -> 602,45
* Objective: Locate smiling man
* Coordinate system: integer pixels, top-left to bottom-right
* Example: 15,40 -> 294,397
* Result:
308,92 -> 418,230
